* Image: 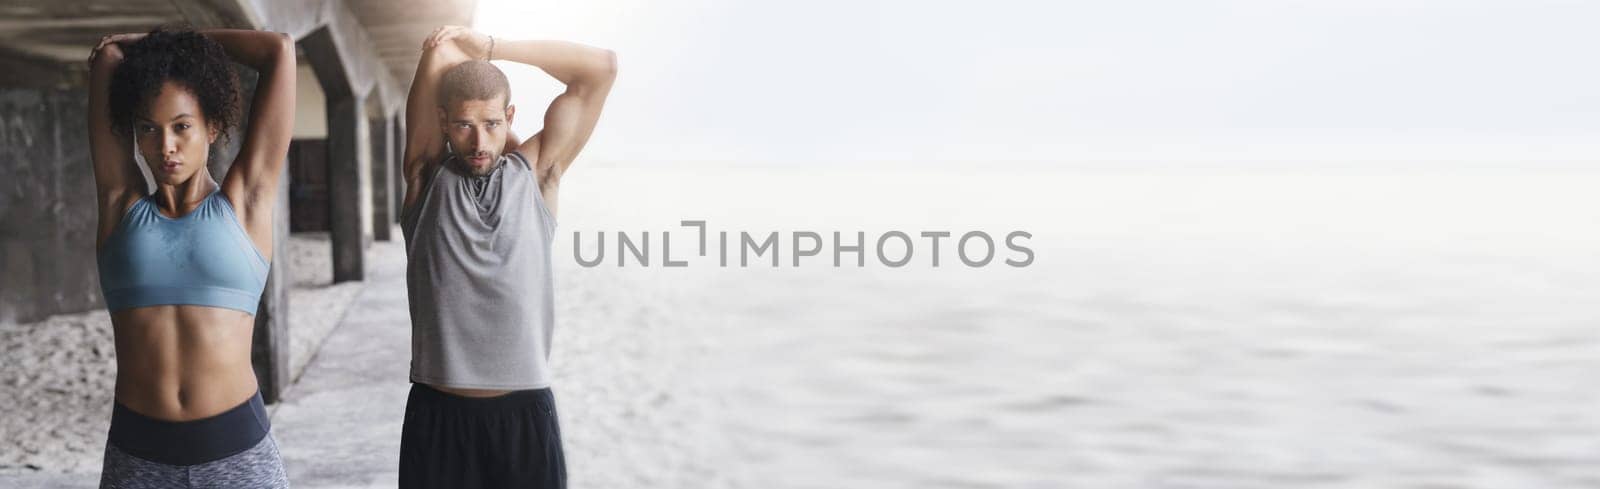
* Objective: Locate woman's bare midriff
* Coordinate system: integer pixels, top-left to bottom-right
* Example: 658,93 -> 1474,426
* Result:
111,305 -> 260,421
427,384 -> 516,398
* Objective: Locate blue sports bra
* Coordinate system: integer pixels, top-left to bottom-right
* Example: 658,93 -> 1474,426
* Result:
97,189 -> 270,315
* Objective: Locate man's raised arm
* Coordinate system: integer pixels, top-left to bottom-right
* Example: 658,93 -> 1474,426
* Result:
402,31 -> 472,210
431,27 -> 617,190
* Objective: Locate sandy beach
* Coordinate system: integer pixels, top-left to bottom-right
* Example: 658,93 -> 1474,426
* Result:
545,165 -> 1600,488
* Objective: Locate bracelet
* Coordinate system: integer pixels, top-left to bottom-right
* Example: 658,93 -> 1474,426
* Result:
487,35 -> 494,61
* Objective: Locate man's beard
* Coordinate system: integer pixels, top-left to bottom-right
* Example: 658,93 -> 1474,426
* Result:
455,151 -> 502,176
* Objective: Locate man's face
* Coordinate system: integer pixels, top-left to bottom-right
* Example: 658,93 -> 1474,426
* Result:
439,96 -> 516,176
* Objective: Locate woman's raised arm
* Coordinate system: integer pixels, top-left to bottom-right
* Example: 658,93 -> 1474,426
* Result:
86,33 -> 148,248
207,29 -> 296,256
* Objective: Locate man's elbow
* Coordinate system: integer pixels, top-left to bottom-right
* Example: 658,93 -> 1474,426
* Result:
569,50 -> 617,89
592,49 -> 618,84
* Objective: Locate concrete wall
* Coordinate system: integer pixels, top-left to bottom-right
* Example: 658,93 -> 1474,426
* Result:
0,87 -> 98,324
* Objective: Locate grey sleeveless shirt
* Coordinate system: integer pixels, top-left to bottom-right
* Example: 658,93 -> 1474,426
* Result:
401,151 -> 558,389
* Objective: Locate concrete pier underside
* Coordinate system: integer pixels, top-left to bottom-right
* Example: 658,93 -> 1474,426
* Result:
0,0 -> 474,402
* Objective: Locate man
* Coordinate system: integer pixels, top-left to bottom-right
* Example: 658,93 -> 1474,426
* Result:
397,25 -> 616,488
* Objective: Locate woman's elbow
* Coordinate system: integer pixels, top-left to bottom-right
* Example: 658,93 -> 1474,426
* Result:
273,32 -> 295,62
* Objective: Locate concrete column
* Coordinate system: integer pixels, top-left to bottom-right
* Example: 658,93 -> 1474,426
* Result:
253,173 -> 291,403
393,115 -> 405,224
369,113 -> 394,241
301,27 -> 367,283
326,93 -> 367,282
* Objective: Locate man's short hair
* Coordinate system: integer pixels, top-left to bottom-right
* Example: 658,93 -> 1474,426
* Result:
438,60 -> 511,108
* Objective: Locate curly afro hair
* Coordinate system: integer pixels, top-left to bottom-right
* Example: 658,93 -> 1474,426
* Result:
108,26 -> 242,140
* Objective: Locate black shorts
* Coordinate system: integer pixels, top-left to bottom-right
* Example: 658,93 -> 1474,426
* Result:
399,383 -> 567,489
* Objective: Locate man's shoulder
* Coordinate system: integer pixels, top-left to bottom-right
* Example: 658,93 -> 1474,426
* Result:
503,149 -> 534,168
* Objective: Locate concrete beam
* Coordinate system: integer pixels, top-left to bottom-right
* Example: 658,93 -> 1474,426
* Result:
0,1 -> 252,75
0,46 -> 82,90
232,0 -> 403,119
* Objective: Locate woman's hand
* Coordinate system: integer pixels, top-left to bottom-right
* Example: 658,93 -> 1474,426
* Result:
424,25 -> 491,60
87,32 -> 146,67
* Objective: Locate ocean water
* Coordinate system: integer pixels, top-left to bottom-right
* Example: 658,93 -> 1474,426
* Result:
547,165 -> 1600,489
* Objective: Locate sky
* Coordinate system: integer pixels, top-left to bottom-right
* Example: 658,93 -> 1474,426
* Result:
473,0 -> 1600,166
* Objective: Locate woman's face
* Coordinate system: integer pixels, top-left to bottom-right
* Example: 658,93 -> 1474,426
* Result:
135,81 -> 217,186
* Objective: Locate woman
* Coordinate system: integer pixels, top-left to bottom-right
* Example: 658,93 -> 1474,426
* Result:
87,26 -> 294,488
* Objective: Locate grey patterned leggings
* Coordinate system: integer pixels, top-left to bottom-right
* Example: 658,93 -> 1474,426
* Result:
98,435 -> 289,489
